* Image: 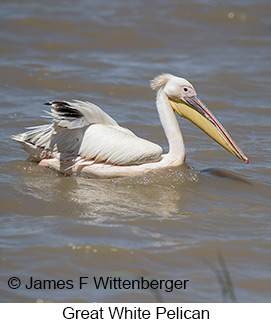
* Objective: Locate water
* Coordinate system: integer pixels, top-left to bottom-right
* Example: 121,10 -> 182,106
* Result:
0,0 -> 270,302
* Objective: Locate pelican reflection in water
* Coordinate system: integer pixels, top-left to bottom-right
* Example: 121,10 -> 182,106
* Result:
13,74 -> 248,178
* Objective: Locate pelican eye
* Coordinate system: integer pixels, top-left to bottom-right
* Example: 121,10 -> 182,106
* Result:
183,87 -> 188,92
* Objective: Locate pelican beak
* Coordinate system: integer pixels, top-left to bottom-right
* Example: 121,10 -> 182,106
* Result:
169,95 -> 249,163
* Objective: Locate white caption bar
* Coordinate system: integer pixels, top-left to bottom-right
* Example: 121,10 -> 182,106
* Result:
1,303 -> 269,322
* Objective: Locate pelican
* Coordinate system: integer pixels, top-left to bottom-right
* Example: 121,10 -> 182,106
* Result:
12,74 -> 248,178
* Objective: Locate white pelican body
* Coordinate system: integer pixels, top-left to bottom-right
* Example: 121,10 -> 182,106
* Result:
13,74 -> 248,178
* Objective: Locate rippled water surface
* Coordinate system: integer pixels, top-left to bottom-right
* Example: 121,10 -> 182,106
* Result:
0,0 -> 271,302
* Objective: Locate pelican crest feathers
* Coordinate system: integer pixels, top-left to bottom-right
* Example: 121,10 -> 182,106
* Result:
150,73 -> 172,91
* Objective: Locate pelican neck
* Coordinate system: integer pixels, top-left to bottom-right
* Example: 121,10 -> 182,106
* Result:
156,89 -> 185,163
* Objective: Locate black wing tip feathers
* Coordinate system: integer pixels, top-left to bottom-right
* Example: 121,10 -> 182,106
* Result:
44,101 -> 83,119
44,101 -> 71,107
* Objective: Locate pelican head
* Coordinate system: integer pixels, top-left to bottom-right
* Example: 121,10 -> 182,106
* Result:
151,74 -> 248,163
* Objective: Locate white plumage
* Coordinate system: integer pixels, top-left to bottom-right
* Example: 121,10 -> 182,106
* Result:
13,100 -> 162,166
13,74 -> 248,178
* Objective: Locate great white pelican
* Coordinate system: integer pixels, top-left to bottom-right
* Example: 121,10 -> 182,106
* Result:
13,74 -> 248,178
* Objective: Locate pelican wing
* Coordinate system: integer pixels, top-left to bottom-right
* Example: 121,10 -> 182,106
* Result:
77,124 -> 162,165
14,100 -> 163,165
46,100 -> 119,129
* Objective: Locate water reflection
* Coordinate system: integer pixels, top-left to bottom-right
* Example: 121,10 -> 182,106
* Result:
14,163 -> 200,219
